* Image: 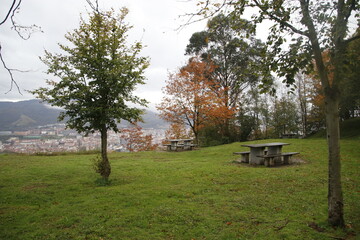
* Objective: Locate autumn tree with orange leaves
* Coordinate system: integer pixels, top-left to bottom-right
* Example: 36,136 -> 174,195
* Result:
157,57 -> 235,144
120,124 -> 158,152
165,123 -> 192,140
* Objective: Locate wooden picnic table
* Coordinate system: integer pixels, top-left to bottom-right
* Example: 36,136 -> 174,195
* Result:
241,142 -> 290,165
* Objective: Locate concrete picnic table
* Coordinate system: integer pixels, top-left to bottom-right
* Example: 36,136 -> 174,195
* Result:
241,142 -> 290,165
164,139 -> 195,151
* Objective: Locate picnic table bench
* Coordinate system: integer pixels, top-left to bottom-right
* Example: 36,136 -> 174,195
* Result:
234,150 -> 269,163
233,151 -> 250,163
257,152 -> 299,167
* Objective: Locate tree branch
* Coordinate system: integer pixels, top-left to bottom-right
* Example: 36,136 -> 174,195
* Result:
343,33 -> 360,44
344,0 -> 357,22
86,0 -> 99,13
1,0 -> 42,93
0,43 -> 22,94
0,0 -> 17,25
299,0 -> 330,90
253,0 -> 309,37
177,0 -> 231,31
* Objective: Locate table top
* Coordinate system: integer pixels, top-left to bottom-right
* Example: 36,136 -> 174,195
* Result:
166,139 -> 193,142
241,142 -> 290,148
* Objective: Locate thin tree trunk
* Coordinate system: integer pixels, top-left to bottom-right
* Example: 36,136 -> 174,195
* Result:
325,91 -> 345,227
100,126 -> 111,179
299,0 -> 345,227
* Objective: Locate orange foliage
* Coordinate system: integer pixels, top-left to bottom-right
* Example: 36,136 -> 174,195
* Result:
157,57 -> 236,139
306,71 -> 326,125
164,123 -> 192,141
120,124 -> 158,152
313,50 -> 335,86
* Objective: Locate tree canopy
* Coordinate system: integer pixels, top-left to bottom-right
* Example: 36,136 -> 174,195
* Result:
31,8 -> 149,180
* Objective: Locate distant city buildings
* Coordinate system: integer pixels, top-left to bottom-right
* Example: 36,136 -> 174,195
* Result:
0,124 -> 166,154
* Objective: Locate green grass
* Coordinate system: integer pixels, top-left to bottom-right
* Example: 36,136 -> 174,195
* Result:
0,138 -> 359,239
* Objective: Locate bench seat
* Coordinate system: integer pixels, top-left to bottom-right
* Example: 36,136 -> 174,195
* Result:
257,152 -> 299,167
187,144 -> 198,150
233,151 -> 250,163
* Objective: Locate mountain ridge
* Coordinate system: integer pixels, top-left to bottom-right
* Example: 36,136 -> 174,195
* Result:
0,99 -> 168,131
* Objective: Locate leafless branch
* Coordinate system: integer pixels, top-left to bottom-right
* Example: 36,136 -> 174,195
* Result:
86,0 -> 99,13
176,0 -> 232,31
9,0 -> 43,40
0,43 -> 23,94
0,0 -> 17,25
1,0 -> 42,93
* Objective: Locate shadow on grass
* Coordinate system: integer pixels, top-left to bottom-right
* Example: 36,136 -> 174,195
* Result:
94,177 -> 112,186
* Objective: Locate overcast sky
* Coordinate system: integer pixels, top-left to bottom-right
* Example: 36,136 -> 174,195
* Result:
0,0 -> 212,109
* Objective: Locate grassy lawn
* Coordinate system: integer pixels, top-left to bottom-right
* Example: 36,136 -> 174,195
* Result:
0,138 -> 359,239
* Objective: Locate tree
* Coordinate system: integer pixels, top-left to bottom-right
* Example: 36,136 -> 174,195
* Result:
305,73 -> 327,134
295,73 -> 316,136
271,95 -> 301,137
120,124 -> 158,152
31,8 -> 149,180
194,0 -> 359,227
165,123 -> 192,140
186,14 -> 271,141
157,57 -> 234,144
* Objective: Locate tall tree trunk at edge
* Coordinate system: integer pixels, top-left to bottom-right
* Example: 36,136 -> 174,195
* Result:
299,0 -> 345,227
100,126 -> 111,180
325,93 -> 344,227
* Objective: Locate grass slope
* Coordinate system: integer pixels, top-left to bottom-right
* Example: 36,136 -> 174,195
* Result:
310,118 -> 360,139
0,139 -> 359,240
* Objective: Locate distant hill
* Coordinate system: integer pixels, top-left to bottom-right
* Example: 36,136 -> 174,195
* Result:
0,99 -> 168,131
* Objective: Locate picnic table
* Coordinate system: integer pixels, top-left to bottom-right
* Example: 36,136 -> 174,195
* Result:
240,142 -> 291,165
164,139 -> 196,151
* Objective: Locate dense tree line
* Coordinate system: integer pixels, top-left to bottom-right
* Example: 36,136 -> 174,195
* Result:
159,15 -> 360,147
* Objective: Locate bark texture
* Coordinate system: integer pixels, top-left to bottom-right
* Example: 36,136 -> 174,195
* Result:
100,127 -> 111,179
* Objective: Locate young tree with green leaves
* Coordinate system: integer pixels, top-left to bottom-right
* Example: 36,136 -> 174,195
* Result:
31,8 -> 149,180
193,0 -> 359,227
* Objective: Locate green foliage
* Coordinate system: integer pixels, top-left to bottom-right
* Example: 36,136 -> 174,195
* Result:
31,8 -> 149,135
186,14 -> 271,94
91,154 -> 105,175
271,96 -> 301,137
0,138 -> 359,239
94,177 -> 112,186
199,125 -> 232,146
186,13 -> 272,143
340,30 -> 360,119
30,8 -> 149,180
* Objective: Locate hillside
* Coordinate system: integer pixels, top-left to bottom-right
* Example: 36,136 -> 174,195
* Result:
0,138 -> 359,239
0,99 -> 168,131
0,100 -> 62,131
309,118 -> 360,139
